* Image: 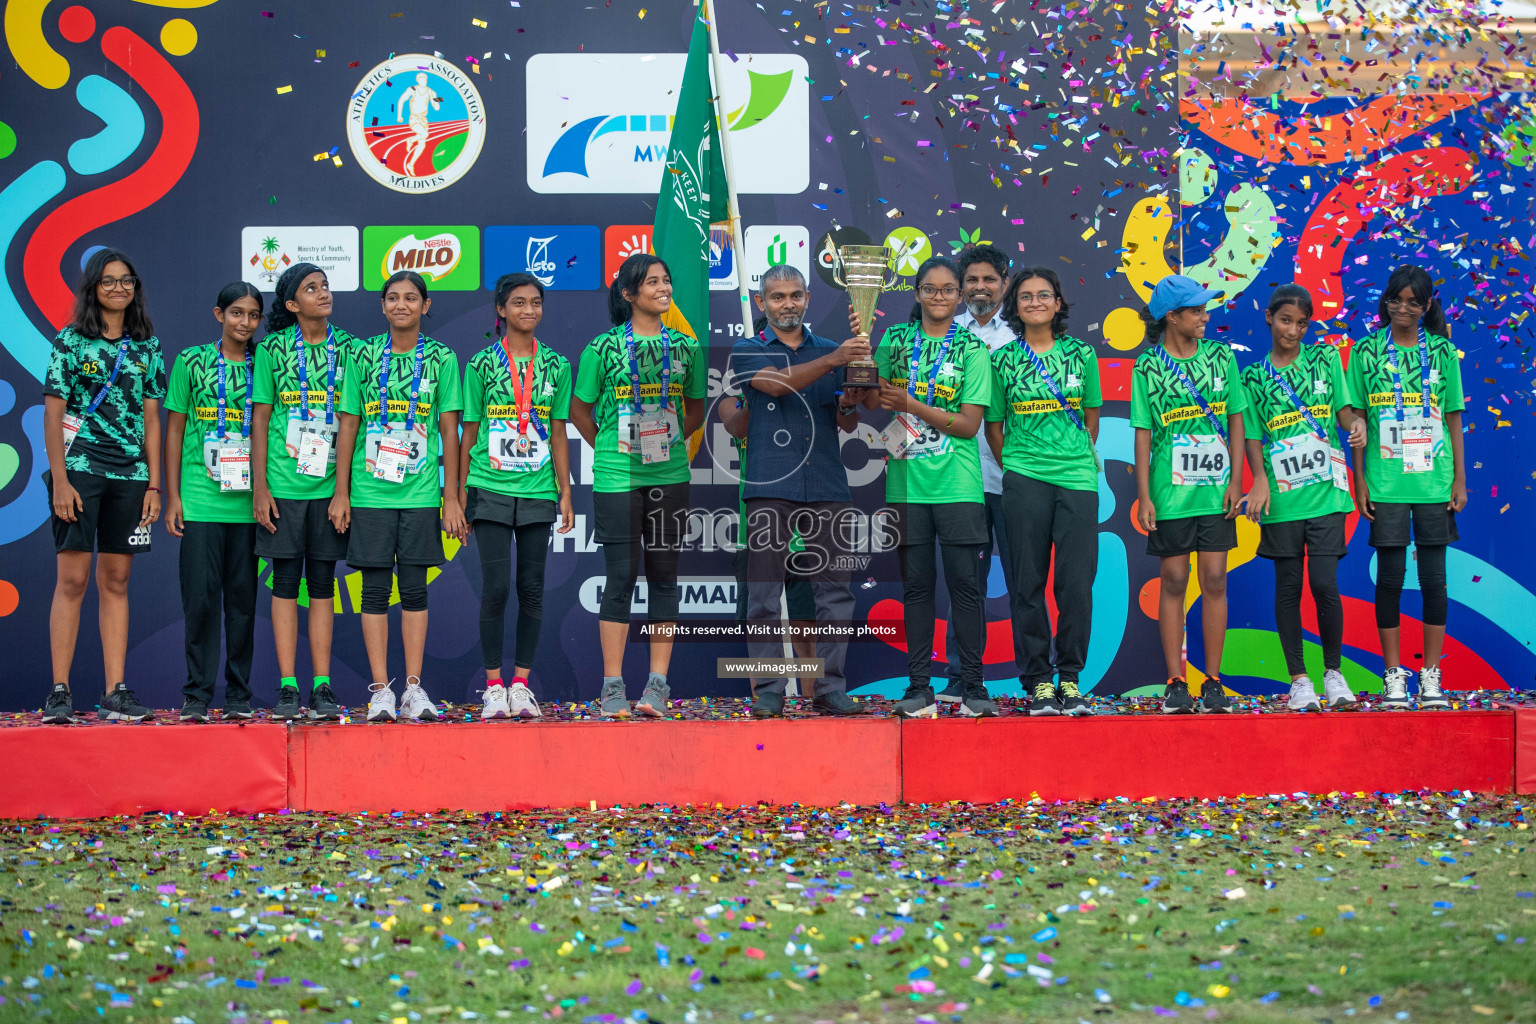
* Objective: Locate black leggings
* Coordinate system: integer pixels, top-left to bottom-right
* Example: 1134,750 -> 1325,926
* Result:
269,556 -> 337,601
360,564 -> 429,614
898,541 -> 986,688
599,537 -> 681,623
476,520 -> 551,670
1375,545 -> 1448,628
1274,555 -> 1342,677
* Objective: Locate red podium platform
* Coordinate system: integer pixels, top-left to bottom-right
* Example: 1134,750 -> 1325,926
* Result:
3,708 -> 1532,819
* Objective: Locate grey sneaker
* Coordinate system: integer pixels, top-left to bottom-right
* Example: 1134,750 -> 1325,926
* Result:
1322,669 -> 1356,708
957,684 -> 999,718
1418,666 -> 1448,708
935,677 -> 965,704
1058,679 -> 1093,716
599,677 -> 631,719
635,674 -> 670,718
812,691 -> 866,716
892,685 -> 937,719
1286,677 -> 1321,712
1381,667 -> 1411,709
1029,679 -> 1062,717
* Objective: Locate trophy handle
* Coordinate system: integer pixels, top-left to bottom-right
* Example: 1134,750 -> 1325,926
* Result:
823,235 -> 847,288
882,263 -> 900,290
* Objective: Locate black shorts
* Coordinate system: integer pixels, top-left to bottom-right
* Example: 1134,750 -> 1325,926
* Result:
882,501 -> 989,547
591,482 -> 689,545
254,495 -> 349,561
46,470 -> 150,555
346,506 -> 444,567
465,487 -> 558,528
1146,512 -> 1237,557
1257,511 -> 1349,560
1368,502 -> 1458,548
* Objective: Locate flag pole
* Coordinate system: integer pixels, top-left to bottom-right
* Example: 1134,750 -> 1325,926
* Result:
701,0 -> 754,341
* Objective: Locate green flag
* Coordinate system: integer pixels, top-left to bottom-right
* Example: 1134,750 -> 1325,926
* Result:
652,6 -> 729,343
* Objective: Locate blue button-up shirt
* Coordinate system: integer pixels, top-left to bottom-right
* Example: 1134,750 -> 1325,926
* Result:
728,329 -> 851,503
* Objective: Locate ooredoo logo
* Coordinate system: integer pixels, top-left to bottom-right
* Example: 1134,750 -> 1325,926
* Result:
346,55 -> 486,194
363,226 -> 480,290
603,225 -> 652,284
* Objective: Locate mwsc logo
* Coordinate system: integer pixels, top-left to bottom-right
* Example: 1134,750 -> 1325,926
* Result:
526,54 -> 808,194
346,55 -> 486,194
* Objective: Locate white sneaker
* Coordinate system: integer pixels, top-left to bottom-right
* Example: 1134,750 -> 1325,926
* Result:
481,684 -> 511,720
507,681 -> 542,719
1381,667 -> 1411,709
1286,676 -> 1321,712
400,678 -> 439,721
1418,666 -> 1448,708
367,680 -> 397,723
1322,669 -> 1356,708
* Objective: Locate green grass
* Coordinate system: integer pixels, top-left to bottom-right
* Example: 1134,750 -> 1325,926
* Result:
0,793 -> 1530,1024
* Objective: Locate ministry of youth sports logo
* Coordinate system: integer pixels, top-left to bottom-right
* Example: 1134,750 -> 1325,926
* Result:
347,55 -> 486,193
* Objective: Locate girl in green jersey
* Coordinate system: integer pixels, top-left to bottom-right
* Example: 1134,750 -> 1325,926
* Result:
1345,265 -> 1467,708
164,283 -> 263,721
459,273 -> 575,721
1240,285 -> 1366,712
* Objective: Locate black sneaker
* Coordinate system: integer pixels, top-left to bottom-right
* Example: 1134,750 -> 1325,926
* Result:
100,684 -> 153,722
1162,677 -> 1195,715
812,691 -> 866,716
1058,679 -> 1093,717
1199,678 -> 1232,714
749,692 -> 785,718
273,686 -> 304,720
1029,679 -> 1061,717
309,684 -> 342,720
958,682 -> 999,718
934,677 -> 965,704
179,699 -> 209,723
42,684 -> 75,725
892,684 -> 937,719
223,699 -> 254,720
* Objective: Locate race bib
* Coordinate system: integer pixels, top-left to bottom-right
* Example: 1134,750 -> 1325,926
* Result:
617,406 -> 676,465
285,410 -> 338,473
885,412 -> 951,460
1169,434 -> 1229,487
364,421 -> 430,481
1268,433 -> 1346,492
1379,406 -> 1440,473
487,419 -> 550,473
203,432 -> 251,491
61,413 -> 83,455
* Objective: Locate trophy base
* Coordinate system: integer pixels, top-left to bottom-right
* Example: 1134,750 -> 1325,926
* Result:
845,362 -> 879,388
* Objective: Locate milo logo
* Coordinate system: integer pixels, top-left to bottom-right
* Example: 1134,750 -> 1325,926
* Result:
363,225 -> 481,290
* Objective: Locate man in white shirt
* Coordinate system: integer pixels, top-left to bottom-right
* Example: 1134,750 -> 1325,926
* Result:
938,245 -> 1018,701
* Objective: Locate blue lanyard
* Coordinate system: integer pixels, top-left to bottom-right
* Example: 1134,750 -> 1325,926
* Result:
1383,328 -> 1432,424
1262,355 -> 1328,442
1155,345 -> 1228,443
213,343 -> 253,441
378,334 -> 426,430
623,321 -> 671,414
493,341 -> 549,441
1021,341 -> 1087,433
908,321 -> 958,407
296,325 -> 337,425
83,338 -> 132,418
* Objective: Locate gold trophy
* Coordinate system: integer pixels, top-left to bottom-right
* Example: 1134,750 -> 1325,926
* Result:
832,242 -> 897,387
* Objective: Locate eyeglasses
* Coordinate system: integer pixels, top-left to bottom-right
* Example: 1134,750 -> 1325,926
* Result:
1018,290 -> 1058,306
99,276 -> 137,291
1386,298 -> 1425,312
918,285 -> 959,299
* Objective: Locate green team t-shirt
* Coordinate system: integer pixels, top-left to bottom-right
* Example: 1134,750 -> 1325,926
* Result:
573,326 -> 707,493
340,335 -> 463,511
164,345 -> 257,524
462,341 -> 572,499
1240,344 -> 1355,525
984,334 -> 1103,492
1129,339 -> 1248,521
875,321 -> 995,504
1345,329 -> 1465,504
251,325 -> 361,500
43,327 -> 167,482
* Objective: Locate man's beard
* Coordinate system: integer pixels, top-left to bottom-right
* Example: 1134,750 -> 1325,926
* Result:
965,296 -> 1001,320
769,310 -> 804,331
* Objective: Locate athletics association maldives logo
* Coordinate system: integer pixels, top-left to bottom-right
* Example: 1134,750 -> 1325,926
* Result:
347,55 -> 486,194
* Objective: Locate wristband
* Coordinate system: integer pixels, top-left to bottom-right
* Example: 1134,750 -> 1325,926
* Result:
145,486 -> 161,494
944,414 -> 955,429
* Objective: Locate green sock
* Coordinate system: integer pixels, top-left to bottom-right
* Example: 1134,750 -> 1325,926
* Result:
279,676 -> 298,690
313,675 -> 330,688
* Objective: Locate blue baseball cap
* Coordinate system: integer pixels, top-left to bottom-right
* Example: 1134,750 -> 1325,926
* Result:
1149,275 -> 1223,320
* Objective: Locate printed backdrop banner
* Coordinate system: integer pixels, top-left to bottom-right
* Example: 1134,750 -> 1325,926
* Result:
0,0 -> 1526,712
